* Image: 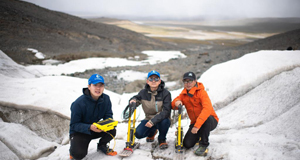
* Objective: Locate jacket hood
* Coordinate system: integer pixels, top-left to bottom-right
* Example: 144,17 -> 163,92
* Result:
83,88 -> 90,96
144,80 -> 166,92
82,87 -> 102,101
181,82 -> 205,95
196,82 -> 205,90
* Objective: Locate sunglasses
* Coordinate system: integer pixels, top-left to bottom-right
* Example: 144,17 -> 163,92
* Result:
148,77 -> 160,82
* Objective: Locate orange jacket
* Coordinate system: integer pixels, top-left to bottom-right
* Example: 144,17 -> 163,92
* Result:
171,82 -> 219,129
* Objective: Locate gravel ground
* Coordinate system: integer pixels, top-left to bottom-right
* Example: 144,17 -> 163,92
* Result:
67,28 -> 300,94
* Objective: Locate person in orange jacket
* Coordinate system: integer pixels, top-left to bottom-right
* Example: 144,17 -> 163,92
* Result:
171,71 -> 219,156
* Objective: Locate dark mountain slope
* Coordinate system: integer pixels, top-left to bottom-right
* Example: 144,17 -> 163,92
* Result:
209,28 -> 300,65
234,28 -> 300,51
0,0 -> 177,64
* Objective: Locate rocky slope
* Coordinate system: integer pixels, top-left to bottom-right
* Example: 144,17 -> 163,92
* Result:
76,27 -> 300,93
0,0 -> 178,64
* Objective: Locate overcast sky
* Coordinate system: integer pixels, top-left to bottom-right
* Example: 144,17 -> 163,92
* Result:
22,0 -> 300,20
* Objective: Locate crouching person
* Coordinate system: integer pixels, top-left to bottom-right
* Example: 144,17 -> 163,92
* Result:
172,71 -> 219,156
129,70 -> 172,149
69,74 -> 117,160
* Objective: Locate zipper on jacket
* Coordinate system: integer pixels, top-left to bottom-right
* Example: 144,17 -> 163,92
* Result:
92,98 -> 99,123
189,97 -> 197,121
155,101 -> 158,112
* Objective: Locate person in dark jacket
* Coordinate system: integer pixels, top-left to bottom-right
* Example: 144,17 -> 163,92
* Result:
69,74 -> 117,160
129,70 -> 172,149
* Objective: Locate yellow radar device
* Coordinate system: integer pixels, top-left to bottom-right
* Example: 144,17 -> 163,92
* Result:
93,118 -> 118,132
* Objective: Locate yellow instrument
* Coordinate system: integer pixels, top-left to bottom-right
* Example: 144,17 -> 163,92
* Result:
93,118 -> 118,132
119,102 -> 140,157
175,104 -> 184,153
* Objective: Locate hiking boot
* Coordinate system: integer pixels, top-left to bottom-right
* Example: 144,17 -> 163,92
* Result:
194,146 -> 208,156
146,129 -> 158,142
158,139 -> 168,150
97,144 -> 117,156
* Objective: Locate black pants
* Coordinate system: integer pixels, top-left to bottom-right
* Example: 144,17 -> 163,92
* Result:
69,129 -> 116,160
183,116 -> 217,149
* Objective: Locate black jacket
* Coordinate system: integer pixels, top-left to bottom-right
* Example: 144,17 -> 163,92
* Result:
131,80 -> 171,125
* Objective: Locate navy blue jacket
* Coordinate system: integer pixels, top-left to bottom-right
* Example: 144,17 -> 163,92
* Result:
69,88 -> 113,135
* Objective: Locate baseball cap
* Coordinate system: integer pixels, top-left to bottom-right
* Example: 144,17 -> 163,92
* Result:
88,74 -> 105,85
183,71 -> 196,81
147,70 -> 160,79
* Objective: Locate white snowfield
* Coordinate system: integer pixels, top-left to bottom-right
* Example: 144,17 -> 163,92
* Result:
0,50 -> 299,160
25,50 -> 186,76
200,50 -> 300,110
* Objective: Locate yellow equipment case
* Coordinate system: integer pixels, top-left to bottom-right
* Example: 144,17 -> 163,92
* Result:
93,118 -> 118,132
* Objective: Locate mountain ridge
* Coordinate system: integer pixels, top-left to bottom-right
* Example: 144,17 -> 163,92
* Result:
0,0 -> 177,64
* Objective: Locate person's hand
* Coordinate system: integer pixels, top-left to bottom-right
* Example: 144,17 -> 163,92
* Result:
130,99 -> 136,104
191,126 -> 199,134
175,100 -> 182,108
145,121 -> 153,128
90,124 -> 102,133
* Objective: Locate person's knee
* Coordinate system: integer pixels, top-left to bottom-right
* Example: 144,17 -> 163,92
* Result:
108,128 -> 116,136
70,150 -> 87,159
134,131 -> 143,139
202,118 -> 211,128
183,140 -> 194,149
201,116 -> 218,132
160,118 -> 171,126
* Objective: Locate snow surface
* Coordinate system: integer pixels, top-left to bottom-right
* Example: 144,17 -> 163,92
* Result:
0,50 -> 299,160
25,50 -> 186,76
27,48 -> 45,59
199,50 -> 300,109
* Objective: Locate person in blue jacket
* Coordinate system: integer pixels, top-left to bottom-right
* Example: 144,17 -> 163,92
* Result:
69,74 -> 117,160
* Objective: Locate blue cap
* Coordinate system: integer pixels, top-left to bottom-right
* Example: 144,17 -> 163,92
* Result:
88,74 -> 105,85
147,70 -> 160,79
